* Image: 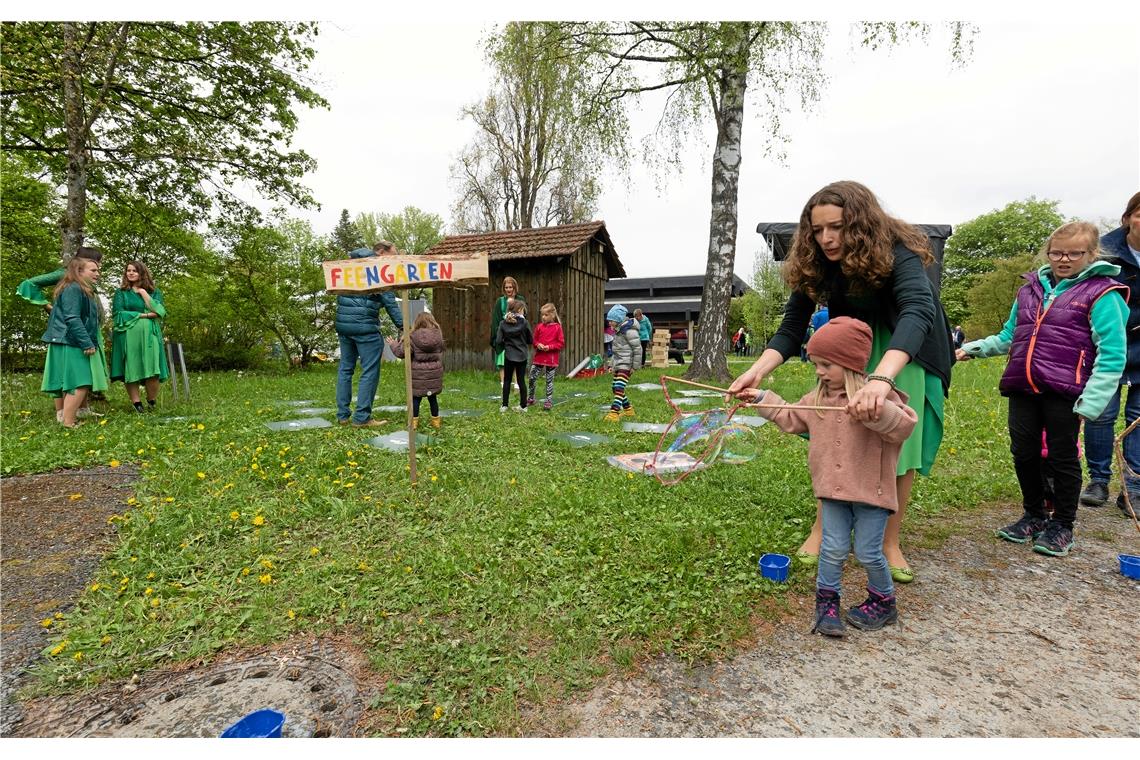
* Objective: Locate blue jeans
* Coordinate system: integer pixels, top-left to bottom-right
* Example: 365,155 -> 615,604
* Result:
818,499 -> 893,596
336,333 -> 382,424
1084,384 -> 1140,491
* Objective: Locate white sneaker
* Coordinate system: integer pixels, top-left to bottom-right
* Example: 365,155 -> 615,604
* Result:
517,405 -> 528,413
499,406 -> 509,413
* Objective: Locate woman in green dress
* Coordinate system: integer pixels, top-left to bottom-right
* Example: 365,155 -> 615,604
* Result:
40,256 -> 107,427
17,246 -> 107,422
728,181 -> 954,583
110,260 -> 169,412
489,276 -> 525,382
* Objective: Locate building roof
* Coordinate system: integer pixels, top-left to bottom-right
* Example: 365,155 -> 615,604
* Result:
605,274 -> 751,296
755,222 -> 953,261
424,220 -> 625,278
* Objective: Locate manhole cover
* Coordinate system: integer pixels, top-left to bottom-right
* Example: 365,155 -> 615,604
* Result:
18,650 -> 362,737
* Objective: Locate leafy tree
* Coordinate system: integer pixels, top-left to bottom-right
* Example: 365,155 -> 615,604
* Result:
565,21 -> 973,380
330,208 -> 365,254
941,198 -> 1065,325
355,206 -> 445,300
451,22 -> 628,232
86,194 -> 209,285
961,253 -> 1038,340
741,254 -> 790,345
0,155 -> 63,367
217,214 -> 336,366
1,21 -> 327,258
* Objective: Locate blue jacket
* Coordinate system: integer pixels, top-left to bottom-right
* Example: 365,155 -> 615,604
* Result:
1099,226 -> 1140,383
334,248 -> 404,336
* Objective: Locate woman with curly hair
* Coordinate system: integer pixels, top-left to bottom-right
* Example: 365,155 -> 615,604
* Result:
110,260 -> 169,412
728,181 -> 954,583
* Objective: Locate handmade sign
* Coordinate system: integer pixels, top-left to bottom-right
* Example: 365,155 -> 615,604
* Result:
323,252 -> 488,294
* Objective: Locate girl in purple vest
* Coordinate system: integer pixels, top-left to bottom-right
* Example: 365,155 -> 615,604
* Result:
957,222 -> 1128,556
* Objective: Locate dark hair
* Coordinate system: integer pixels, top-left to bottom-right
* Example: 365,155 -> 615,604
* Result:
74,246 -> 103,263
1123,192 -> 1140,225
120,260 -> 156,293
784,180 -> 932,302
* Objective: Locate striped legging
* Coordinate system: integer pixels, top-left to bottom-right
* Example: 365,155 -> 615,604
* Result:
610,368 -> 632,411
528,363 -> 556,403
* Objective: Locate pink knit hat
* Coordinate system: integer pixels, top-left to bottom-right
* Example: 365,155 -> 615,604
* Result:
805,316 -> 873,373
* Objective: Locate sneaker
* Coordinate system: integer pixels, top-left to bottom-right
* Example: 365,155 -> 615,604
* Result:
1079,481 -> 1109,507
1116,492 -> 1140,519
1032,521 -> 1074,556
351,418 -> 387,428
846,587 -> 898,631
543,400 -> 552,411
527,396 -> 536,406
811,589 -> 847,638
995,513 -> 1047,544
499,406 -> 509,413
337,418 -> 350,426
517,405 -> 528,413
603,410 -> 621,423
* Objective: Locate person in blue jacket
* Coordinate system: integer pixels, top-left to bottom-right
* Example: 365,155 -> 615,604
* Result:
1080,191 -> 1140,516
335,241 -> 404,428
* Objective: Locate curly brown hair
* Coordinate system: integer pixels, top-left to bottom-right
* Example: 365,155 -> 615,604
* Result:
119,260 -> 156,293
784,181 -> 932,302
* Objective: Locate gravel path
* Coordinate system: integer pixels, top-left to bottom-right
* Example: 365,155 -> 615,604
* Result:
566,501 -> 1140,737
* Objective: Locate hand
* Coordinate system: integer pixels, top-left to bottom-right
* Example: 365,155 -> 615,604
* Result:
83,347 -> 96,356
44,304 -> 52,313
133,286 -> 146,295
847,378 -> 892,421
955,348 -> 970,362
736,387 -> 762,403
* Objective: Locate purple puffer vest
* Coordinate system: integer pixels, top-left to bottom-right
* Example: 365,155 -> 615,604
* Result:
1000,273 -> 1127,399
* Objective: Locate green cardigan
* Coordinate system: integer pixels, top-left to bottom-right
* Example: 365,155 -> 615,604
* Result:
41,282 -> 100,350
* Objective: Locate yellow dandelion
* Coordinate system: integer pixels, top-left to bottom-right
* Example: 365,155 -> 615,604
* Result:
73,651 -> 84,662
109,459 -> 121,468
126,497 -> 138,505
431,474 -> 438,482
241,567 -> 251,576
343,482 -> 354,488
230,511 -> 240,521
40,618 -> 53,628
50,643 -> 66,656
309,547 -> 320,556
144,587 -> 153,595
99,419 -> 107,426
151,598 -> 161,607
258,573 -> 272,585
404,565 -> 412,573
89,583 -> 100,592
54,612 -> 63,619
137,448 -> 145,455
346,450 -> 353,457
129,556 -> 138,563
282,472 -> 292,479
196,472 -> 205,479
100,635 -> 112,645
69,493 -> 83,501
250,463 -> 259,470
260,558 -> 274,569
509,477 -> 516,485
196,424 -> 205,431
252,515 -> 265,527
286,609 -> 296,620
146,572 -> 155,580
357,561 -> 372,572
432,705 -> 443,721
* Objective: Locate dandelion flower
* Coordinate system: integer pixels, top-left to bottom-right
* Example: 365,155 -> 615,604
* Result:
432,706 -> 443,721
431,475 -> 438,482
137,448 -> 145,455
196,424 -> 205,431
151,598 -> 161,607
260,558 -> 274,569
287,609 -> 296,620
163,497 -> 174,503
50,643 -> 66,656
250,463 -> 259,470
99,419 -> 107,426
100,635 -> 112,645
109,459 -> 121,468
144,587 -> 153,595
69,493 -> 83,501
197,472 -> 205,479
41,618 -> 53,628
309,547 -> 320,557
258,573 -> 272,585
73,652 -> 84,662
89,583 -> 100,592
230,511 -> 240,521
252,515 -> 265,527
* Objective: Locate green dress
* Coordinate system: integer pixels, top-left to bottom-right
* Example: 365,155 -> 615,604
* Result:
110,288 -> 169,384
21,268 -> 109,394
40,282 -> 109,396
868,325 -> 944,476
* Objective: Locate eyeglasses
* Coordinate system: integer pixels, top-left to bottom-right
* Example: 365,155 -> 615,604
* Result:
1046,250 -> 1090,261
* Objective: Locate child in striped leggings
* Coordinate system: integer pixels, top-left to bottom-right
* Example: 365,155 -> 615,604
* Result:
528,303 -> 565,411
604,304 -> 642,422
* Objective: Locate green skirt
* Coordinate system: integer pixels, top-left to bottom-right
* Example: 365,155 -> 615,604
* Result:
868,325 -> 944,476
42,341 -> 109,397
495,349 -> 505,369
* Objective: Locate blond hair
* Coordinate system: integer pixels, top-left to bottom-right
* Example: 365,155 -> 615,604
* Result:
53,256 -> 97,300
540,302 -> 560,323
412,311 -> 441,332
812,367 -> 867,417
1040,221 -> 1101,262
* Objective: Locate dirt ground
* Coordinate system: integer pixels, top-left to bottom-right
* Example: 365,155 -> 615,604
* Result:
2,465 -> 1138,737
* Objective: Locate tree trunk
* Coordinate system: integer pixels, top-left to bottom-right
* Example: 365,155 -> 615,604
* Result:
686,27 -> 749,383
60,22 -> 88,259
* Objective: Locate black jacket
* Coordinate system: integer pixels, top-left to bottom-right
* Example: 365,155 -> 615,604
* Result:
495,314 -> 532,364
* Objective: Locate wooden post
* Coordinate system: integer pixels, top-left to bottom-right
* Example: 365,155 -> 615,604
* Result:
401,296 -> 417,485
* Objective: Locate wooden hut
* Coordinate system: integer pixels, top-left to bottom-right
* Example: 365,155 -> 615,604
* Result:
426,221 -> 625,373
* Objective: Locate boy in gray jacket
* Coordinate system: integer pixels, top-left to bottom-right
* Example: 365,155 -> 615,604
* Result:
604,304 -> 641,421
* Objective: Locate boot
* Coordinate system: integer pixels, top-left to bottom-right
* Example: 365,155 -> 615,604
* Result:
846,587 -> 898,631
811,589 -> 847,638
412,417 -> 419,430
430,415 -> 441,429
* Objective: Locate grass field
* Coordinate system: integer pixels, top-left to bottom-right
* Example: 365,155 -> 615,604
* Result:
0,358 -> 1018,735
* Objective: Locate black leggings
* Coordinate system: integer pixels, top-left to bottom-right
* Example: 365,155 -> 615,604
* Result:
502,359 -> 527,408
412,394 -> 439,418
1008,392 -> 1081,528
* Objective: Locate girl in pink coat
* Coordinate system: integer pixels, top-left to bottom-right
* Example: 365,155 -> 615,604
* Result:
528,303 -> 565,411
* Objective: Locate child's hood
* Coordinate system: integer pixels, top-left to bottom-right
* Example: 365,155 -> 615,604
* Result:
1036,259 -> 1123,288
409,326 -> 444,353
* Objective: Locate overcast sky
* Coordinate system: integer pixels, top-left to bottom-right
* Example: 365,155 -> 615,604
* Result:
24,2 -> 1140,281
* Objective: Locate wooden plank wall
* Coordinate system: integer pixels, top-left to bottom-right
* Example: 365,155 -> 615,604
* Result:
435,241 -> 609,374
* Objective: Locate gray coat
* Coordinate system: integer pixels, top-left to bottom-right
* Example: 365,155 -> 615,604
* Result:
611,318 -> 642,371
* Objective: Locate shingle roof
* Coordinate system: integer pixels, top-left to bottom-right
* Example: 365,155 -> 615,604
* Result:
424,221 -> 625,278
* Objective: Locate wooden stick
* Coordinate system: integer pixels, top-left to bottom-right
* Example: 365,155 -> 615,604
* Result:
744,403 -> 846,411
662,376 -> 732,393
401,296 -> 417,485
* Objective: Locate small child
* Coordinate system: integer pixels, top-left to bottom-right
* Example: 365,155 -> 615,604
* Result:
387,311 -> 445,429
957,221 -> 1127,557
494,298 -> 532,412
604,304 -> 641,422
528,303 -> 565,411
743,317 -> 917,637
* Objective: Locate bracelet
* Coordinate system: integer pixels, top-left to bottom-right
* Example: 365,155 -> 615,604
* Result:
867,374 -> 897,390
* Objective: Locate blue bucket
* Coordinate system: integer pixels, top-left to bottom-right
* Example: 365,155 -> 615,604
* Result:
1120,554 -> 1140,580
221,709 -> 285,738
759,553 -> 791,583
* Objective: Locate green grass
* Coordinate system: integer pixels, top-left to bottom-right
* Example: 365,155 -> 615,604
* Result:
0,359 -> 1019,735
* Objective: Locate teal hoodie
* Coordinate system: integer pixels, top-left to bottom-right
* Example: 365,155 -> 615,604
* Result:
961,261 -> 1128,419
